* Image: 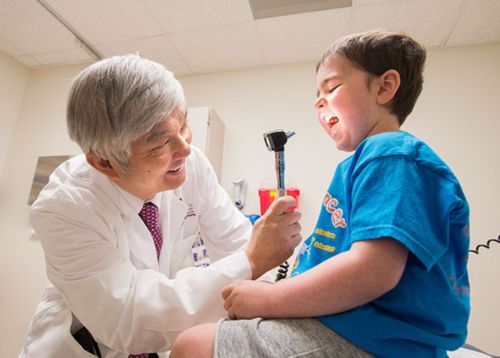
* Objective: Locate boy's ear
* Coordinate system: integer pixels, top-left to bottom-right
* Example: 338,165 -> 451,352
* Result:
85,152 -> 121,180
376,69 -> 401,105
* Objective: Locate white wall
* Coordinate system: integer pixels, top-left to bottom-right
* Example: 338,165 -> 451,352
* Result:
0,51 -> 28,178
0,43 -> 498,356
408,44 -> 500,353
0,62 -> 83,358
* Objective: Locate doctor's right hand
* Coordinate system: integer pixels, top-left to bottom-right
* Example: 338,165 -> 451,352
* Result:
245,196 -> 302,279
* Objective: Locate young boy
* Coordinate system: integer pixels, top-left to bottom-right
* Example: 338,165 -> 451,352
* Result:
170,30 -> 470,358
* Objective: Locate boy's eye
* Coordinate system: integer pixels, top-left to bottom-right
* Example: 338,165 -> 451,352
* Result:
328,84 -> 341,93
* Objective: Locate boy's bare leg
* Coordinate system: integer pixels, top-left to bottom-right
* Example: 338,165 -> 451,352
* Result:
170,322 -> 217,358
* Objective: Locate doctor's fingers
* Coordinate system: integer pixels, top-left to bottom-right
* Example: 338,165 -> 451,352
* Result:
291,232 -> 303,248
265,196 -> 297,217
276,217 -> 301,237
278,208 -> 302,226
263,208 -> 301,230
281,228 -> 303,253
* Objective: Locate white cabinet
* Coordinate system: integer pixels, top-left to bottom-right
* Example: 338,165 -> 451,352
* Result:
187,107 -> 225,180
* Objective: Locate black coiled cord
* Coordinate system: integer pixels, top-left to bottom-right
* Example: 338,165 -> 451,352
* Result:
275,260 -> 290,282
469,235 -> 500,255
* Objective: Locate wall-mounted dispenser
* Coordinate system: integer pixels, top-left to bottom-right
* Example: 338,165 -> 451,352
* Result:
232,178 -> 247,210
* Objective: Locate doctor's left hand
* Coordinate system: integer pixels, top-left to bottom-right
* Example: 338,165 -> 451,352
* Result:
222,280 -> 275,320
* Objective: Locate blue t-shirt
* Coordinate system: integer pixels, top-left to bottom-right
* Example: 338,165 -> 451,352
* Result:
291,131 -> 470,358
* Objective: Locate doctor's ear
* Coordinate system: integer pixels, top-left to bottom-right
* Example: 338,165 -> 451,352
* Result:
86,152 -> 120,180
376,69 -> 401,105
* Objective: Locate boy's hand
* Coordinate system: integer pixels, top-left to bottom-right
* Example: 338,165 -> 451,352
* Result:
245,196 -> 302,279
222,280 -> 275,320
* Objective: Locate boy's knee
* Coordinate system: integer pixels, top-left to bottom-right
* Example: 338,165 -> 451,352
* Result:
170,330 -> 192,358
170,323 -> 216,358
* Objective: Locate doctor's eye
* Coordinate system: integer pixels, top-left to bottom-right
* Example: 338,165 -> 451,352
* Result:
152,139 -> 170,151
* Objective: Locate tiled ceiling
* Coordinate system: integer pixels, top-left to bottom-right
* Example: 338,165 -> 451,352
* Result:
0,0 -> 499,76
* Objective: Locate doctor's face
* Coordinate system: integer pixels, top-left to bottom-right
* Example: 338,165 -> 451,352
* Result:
115,106 -> 192,200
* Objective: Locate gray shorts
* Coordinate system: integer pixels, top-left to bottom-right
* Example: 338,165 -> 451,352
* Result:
214,318 -> 374,358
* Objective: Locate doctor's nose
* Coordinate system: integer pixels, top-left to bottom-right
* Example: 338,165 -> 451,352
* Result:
174,132 -> 192,158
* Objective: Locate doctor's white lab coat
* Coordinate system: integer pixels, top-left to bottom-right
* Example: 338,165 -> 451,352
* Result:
20,146 -> 253,357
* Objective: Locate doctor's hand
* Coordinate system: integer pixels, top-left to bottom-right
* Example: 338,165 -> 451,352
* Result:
245,196 -> 302,279
222,280 -> 275,320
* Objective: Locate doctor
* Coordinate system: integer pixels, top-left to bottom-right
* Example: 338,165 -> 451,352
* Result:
20,55 -> 302,357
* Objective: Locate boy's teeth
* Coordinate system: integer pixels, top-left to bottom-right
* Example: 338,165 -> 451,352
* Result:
322,114 -> 338,125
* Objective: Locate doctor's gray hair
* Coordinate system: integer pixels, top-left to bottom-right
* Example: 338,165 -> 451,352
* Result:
67,54 -> 185,172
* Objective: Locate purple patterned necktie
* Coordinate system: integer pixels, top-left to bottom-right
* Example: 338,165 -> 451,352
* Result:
130,203 -> 163,357
138,202 -> 163,260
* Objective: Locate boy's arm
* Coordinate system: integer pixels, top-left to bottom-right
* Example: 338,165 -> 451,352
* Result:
222,237 -> 408,319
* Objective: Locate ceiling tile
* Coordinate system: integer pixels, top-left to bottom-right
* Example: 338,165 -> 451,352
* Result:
16,54 -> 41,67
97,35 -> 191,76
446,0 -> 500,47
141,0 -> 253,33
45,0 -> 164,45
1,0 -> 499,73
353,0 -> 395,5
0,0 -> 81,54
168,23 -> 265,74
254,7 -> 353,65
0,36 -> 23,57
31,47 -> 95,66
353,0 -> 464,48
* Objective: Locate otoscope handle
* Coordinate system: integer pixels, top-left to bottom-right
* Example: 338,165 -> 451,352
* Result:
275,151 -> 285,197
274,150 -> 288,282
262,129 -> 295,282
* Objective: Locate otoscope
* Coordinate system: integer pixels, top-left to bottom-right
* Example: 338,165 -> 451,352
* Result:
263,129 -> 295,281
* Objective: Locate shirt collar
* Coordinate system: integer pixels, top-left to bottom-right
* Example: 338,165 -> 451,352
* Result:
111,182 -> 162,214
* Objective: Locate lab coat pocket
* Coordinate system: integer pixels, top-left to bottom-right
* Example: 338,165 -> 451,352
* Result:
169,234 -> 196,272
180,215 -> 199,238
67,330 -> 101,357
65,315 -> 100,357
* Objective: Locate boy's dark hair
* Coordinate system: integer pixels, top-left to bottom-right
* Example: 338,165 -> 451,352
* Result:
317,30 -> 426,124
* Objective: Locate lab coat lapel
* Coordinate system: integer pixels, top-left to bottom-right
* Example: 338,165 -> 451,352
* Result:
127,215 -> 161,270
158,191 -> 188,275
92,169 -> 161,270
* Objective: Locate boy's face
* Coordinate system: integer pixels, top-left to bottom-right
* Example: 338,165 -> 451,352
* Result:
111,106 -> 193,200
314,55 -> 385,152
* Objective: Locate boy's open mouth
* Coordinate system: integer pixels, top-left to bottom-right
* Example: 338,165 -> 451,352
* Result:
322,114 -> 339,128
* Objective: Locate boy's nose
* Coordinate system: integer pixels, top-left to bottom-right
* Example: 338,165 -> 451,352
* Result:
314,97 -> 326,110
